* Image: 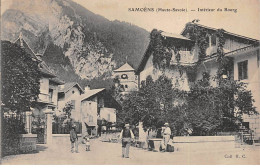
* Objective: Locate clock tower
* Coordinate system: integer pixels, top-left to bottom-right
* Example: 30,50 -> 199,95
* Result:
113,63 -> 138,94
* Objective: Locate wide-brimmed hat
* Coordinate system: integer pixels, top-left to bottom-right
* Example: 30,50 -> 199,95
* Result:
125,124 -> 130,127
164,123 -> 169,126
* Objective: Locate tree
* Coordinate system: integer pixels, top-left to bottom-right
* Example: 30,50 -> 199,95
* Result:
63,102 -> 74,119
120,74 -> 257,136
1,41 -> 41,156
1,41 -> 41,113
108,75 -> 125,103
150,29 -> 172,69
185,76 -> 257,135
121,75 -> 176,128
62,102 -> 75,127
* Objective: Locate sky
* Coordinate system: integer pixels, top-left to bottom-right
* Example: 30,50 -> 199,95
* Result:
1,0 -> 260,39
72,0 -> 260,39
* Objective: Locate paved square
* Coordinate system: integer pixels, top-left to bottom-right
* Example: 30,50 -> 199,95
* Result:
1,137 -> 260,165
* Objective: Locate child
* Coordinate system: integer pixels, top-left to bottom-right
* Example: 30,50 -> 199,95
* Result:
83,135 -> 90,151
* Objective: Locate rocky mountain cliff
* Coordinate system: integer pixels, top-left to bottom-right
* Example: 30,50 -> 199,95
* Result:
2,0 -> 149,88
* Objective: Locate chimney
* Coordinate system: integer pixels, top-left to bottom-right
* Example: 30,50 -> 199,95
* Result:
19,32 -> 24,48
85,85 -> 90,91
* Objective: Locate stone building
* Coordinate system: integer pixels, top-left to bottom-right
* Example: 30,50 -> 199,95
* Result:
136,22 -> 260,140
113,62 -> 138,94
57,82 -> 85,121
14,33 -> 64,144
81,87 -> 121,136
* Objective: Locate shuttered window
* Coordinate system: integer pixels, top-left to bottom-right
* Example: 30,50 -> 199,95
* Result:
71,100 -> 75,109
49,89 -> 53,102
238,60 -> 248,80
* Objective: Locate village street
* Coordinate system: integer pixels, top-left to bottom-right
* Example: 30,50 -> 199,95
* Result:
1,136 -> 260,165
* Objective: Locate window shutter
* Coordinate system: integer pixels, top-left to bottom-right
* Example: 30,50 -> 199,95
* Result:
243,60 -> 248,79
238,62 -> 242,80
238,60 -> 248,80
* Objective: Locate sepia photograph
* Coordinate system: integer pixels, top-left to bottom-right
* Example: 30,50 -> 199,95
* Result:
0,0 -> 260,165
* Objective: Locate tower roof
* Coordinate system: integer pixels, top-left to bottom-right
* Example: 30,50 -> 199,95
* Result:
114,63 -> 135,72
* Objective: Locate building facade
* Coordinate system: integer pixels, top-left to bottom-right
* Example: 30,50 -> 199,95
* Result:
136,22 -> 260,140
15,33 -> 64,144
136,32 -> 196,91
113,63 -> 138,94
230,46 -> 260,138
81,87 -> 121,136
57,82 -> 85,121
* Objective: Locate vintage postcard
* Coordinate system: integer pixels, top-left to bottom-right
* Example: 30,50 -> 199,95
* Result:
1,0 -> 260,165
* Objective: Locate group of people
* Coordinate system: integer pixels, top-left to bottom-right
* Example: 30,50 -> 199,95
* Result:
70,122 -> 136,157
119,122 -> 173,158
69,122 -> 172,157
70,124 -> 90,153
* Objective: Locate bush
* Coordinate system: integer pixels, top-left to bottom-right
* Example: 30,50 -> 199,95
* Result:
2,114 -> 26,156
119,75 -> 257,136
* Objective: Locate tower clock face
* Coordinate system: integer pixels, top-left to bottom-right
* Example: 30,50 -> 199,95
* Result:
121,74 -> 128,79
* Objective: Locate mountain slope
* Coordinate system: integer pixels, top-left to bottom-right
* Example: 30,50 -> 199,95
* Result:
2,0 -> 149,88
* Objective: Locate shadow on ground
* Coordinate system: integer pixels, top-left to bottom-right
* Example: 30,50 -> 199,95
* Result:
2,144 -> 48,159
35,145 -> 48,153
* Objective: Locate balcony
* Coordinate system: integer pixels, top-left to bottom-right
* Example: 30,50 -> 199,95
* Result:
170,50 -> 196,65
37,93 -> 53,104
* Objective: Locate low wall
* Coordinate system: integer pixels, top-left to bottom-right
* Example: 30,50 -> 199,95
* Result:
19,134 -> 37,153
172,136 -> 236,152
52,134 -> 82,137
173,136 -> 235,143
149,136 -> 236,153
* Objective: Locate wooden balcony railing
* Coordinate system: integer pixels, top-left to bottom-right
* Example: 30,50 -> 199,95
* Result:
37,93 -> 53,103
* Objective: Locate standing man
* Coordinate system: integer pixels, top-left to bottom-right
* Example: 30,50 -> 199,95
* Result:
98,125 -> 102,137
70,124 -> 79,153
163,123 -> 171,151
119,123 -> 135,158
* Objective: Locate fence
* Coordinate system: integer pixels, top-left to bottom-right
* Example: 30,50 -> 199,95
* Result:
31,115 -> 45,144
52,121 -> 82,134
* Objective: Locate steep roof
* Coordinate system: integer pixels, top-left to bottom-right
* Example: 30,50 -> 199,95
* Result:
14,33 -> 57,78
114,63 -> 135,72
49,77 -> 65,85
81,88 -> 122,109
38,60 -> 57,77
81,88 -> 106,101
58,82 -> 84,94
181,22 -> 259,43
14,37 -> 38,61
136,43 -> 152,75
